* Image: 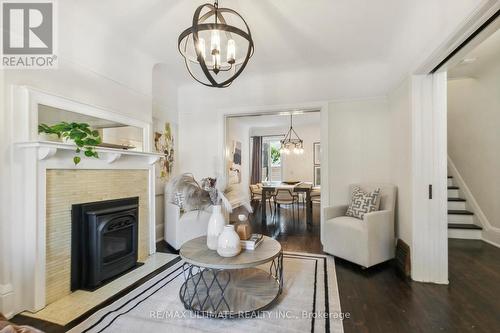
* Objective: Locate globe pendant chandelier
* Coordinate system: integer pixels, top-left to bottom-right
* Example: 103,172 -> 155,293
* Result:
280,115 -> 304,155
178,0 -> 254,88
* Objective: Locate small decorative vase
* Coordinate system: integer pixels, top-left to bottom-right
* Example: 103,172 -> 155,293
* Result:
206,205 -> 226,250
235,214 -> 252,240
217,225 -> 241,257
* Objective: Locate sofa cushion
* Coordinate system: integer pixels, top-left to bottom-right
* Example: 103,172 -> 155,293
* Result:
345,186 -> 380,219
326,216 -> 366,232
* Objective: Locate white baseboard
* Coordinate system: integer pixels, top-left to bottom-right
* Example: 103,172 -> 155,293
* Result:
482,236 -> 500,249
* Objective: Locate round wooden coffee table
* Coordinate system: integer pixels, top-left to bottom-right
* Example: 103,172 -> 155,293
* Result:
179,235 -> 283,318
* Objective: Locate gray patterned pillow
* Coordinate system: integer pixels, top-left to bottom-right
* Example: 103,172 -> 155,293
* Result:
345,187 -> 381,219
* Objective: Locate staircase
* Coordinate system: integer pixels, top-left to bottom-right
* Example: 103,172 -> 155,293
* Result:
447,176 -> 482,239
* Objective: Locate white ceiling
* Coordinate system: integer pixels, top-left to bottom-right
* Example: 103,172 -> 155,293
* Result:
228,111 -> 320,130
448,27 -> 500,79
73,0 -> 480,98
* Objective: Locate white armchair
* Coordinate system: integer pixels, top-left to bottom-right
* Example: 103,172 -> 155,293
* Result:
164,201 -> 211,250
323,183 -> 397,268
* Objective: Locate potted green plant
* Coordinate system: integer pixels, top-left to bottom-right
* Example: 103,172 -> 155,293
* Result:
38,122 -> 102,165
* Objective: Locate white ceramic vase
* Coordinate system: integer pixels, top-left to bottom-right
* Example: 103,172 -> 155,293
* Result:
217,225 -> 241,257
206,205 -> 225,250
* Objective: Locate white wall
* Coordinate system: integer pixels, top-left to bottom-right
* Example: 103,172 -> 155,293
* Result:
250,124 -> 321,183
448,62 -> 500,245
328,98 -> 393,204
152,64 -> 180,241
388,79 -> 413,245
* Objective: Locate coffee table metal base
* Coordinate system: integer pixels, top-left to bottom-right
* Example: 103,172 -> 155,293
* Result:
179,252 -> 283,318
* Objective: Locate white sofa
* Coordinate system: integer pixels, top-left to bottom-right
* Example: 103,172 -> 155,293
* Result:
323,183 -> 397,268
164,200 -> 211,250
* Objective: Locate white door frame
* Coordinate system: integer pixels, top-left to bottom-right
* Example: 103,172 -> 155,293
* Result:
410,1 -> 498,283
219,101 -> 330,242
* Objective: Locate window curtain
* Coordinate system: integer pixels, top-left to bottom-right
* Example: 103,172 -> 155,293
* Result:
250,136 -> 262,184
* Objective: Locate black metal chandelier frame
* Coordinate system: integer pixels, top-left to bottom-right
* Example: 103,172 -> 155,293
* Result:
280,115 -> 304,151
178,1 -> 254,88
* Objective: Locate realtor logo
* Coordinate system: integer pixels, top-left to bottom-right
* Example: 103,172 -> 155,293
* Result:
1,0 -> 57,68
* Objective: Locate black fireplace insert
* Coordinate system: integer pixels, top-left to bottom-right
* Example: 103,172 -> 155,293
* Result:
71,197 -> 140,291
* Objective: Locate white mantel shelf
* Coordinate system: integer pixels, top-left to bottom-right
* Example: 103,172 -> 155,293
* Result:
16,141 -> 164,165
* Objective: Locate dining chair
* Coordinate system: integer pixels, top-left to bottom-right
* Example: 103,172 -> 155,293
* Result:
249,184 -> 273,216
273,189 -> 299,224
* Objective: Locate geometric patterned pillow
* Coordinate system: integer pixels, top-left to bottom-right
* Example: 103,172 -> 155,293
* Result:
345,187 -> 381,219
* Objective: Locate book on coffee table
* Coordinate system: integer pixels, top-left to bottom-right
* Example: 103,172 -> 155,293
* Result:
240,234 -> 264,250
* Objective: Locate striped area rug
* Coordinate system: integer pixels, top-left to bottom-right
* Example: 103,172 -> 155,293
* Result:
70,252 -> 344,333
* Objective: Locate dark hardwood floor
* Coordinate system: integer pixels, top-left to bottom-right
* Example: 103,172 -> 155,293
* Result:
236,202 -> 500,332
10,201 -> 500,332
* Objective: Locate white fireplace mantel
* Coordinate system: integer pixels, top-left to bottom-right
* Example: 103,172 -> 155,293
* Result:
17,141 -> 163,165
3,85 -> 161,317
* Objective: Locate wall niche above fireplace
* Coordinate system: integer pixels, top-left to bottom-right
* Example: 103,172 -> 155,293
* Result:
71,197 -> 141,291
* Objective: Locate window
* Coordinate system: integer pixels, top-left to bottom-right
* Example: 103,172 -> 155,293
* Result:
262,137 -> 282,182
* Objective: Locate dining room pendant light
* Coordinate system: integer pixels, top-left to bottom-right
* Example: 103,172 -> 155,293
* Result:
280,115 -> 304,155
178,0 -> 254,88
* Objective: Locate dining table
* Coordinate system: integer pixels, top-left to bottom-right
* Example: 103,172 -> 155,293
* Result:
261,181 -> 314,229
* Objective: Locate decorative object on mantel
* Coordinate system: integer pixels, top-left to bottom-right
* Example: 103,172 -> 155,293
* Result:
154,122 -> 175,180
280,114 -> 304,155
97,142 -> 135,150
235,214 -> 251,240
38,122 -> 101,165
217,224 -> 241,257
178,0 -> 254,88
207,204 -> 226,250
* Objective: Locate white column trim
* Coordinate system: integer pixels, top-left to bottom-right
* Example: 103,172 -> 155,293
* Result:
410,73 -> 448,284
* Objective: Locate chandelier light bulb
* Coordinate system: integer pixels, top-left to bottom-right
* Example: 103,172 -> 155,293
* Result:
197,38 -> 206,60
211,30 -> 221,55
227,39 -> 236,64
213,53 -> 221,73
293,147 -> 299,154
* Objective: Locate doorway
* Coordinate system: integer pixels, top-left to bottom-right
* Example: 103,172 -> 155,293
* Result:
411,9 -> 499,283
224,108 -> 326,244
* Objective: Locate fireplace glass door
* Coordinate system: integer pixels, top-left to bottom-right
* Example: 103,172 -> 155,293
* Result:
102,217 -> 135,264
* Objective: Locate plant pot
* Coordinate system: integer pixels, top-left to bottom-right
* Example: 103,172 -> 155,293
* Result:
38,133 -> 60,142
206,205 -> 226,250
217,225 -> 241,257
62,137 -> 76,145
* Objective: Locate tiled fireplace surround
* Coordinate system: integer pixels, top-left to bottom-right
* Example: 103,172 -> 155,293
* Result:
45,169 -> 150,304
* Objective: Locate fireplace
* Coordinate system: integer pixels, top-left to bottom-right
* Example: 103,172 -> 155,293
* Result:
71,197 -> 140,290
